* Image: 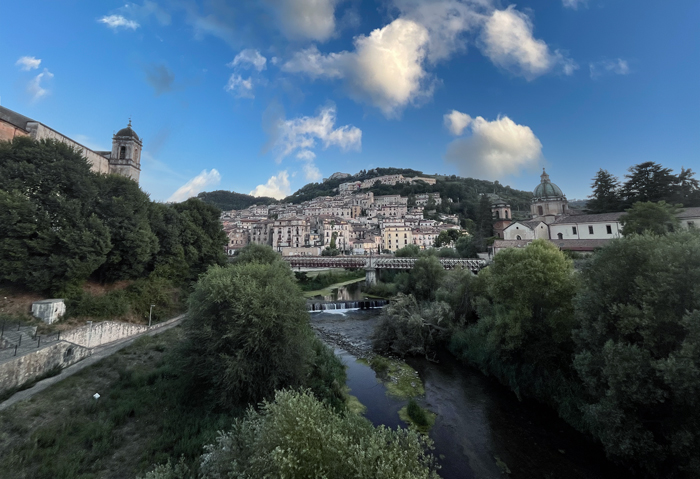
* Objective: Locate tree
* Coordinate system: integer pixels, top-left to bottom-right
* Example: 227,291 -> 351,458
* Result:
672,167 -> 700,206
621,162 -> 677,206
183,262 -> 314,408
94,174 -> 158,282
198,390 -> 439,479
434,229 -> 460,248
233,243 -> 281,265
395,244 -> 421,257
573,232 -> 700,476
619,201 -> 681,236
0,137 -> 111,292
587,169 -> 621,213
406,256 -> 445,301
455,236 -> 477,258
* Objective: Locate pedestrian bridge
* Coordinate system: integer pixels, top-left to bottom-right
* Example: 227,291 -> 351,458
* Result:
283,255 -> 486,284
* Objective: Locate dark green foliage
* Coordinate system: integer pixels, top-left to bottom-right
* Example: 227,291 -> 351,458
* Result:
621,162 -> 677,206
406,256 -> 445,301
372,294 -> 450,357
231,242 -> 280,266
433,229 -> 461,247
183,263 -> 314,408
406,399 -> 429,427
587,169 -> 621,213
95,175 -> 159,282
0,137 -> 112,292
436,247 -> 459,258
294,270 -> 364,292
573,231 -> 700,476
395,244 -> 421,257
619,201 -> 681,236
455,236 -> 478,258
196,190 -> 276,211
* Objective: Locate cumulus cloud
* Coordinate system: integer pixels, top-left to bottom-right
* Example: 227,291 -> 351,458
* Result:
265,0 -> 338,42
99,15 -> 140,30
444,110 -> 473,136
445,112 -> 542,179
250,171 -> 292,199
225,74 -> 255,98
229,49 -> 267,71
562,0 -> 587,9
590,58 -> 630,79
16,56 -> 41,71
269,104 -> 362,160
284,18 -> 432,117
27,69 -> 54,102
167,169 -> 221,203
480,6 -> 576,80
144,63 -> 175,95
302,161 -> 322,182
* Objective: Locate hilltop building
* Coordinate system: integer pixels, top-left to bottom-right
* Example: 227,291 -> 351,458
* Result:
0,105 -> 142,182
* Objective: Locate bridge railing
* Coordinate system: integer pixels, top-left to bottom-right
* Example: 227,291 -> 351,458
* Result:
283,256 -> 485,272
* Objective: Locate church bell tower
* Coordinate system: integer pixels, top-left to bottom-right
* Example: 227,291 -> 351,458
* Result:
109,119 -> 142,183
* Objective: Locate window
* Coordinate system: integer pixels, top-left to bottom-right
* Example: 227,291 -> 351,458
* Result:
588,225 -> 594,234
557,233 -> 563,240
688,221 -> 695,229
572,226 -> 577,235
606,225 -> 612,234
119,146 -> 126,159
505,210 -> 509,219
495,210 -> 500,219
538,206 -> 544,216
516,235 -> 522,240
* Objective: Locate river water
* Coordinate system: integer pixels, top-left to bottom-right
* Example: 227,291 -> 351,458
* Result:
310,308 -> 626,479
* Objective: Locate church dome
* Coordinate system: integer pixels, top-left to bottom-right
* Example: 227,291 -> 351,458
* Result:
115,120 -> 140,141
533,169 -> 564,199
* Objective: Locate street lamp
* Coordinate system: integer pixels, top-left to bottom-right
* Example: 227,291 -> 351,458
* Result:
148,304 -> 155,328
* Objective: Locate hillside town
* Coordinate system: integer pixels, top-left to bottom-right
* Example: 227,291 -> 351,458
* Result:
221,174 -> 459,256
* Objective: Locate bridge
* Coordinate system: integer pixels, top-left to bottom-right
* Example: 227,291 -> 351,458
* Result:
283,255 -> 486,284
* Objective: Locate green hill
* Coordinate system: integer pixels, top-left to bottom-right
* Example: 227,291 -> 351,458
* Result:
197,190 -> 277,211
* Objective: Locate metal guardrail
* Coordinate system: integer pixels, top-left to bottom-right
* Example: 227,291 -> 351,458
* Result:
284,255 -> 485,271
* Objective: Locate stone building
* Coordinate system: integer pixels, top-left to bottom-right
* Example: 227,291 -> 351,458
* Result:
531,169 -> 568,223
0,106 -> 142,182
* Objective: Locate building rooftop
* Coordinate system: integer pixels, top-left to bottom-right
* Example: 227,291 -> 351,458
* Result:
0,105 -> 33,130
553,212 -> 625,224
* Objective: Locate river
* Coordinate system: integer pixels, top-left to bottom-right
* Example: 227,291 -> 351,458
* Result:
310,306 -> 627,479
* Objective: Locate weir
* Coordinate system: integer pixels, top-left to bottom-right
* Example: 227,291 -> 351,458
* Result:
307,300 -> 389,312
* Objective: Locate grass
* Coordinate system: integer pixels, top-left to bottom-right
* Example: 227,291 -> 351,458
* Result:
0,327 -> 235,479
398,399 -> 436,435
0,364 -> 63,402
359,355 -> 425,399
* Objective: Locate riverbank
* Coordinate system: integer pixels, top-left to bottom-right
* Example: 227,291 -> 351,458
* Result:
303,277 -> 365,298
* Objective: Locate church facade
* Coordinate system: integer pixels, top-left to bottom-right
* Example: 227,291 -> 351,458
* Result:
0,106 -> 141,183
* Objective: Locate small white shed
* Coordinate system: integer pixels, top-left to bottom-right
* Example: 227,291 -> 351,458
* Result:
31,299 -> 66,324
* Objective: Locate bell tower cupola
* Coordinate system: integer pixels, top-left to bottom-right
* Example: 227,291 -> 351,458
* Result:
109,119 -> 142,183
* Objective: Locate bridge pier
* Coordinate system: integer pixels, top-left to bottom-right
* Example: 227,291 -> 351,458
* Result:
365,267 -> 377,286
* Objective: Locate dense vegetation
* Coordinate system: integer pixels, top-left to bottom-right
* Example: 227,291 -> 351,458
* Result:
588,162 -> 700,213
196,189 -> 276,211
373,231 -> 700,477
0,137 -> 227,317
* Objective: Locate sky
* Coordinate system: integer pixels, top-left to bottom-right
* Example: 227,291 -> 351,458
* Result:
1,0 -> 698,202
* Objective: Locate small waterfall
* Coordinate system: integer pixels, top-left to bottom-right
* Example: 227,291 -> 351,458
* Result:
307,299 -> 389,312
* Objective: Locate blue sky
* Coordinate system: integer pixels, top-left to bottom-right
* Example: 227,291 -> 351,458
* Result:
1,0 -> 698,201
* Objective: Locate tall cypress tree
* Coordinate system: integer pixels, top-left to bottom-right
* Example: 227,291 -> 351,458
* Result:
587,169 -> 621,213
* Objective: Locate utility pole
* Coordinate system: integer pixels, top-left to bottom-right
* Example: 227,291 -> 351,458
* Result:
148,304 -> 155,328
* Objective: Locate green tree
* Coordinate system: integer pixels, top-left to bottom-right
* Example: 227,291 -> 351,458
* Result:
587,169 -> 621,213
455,236 -> 477,258
183,263 -> 315,408
147,202 -> 188,281
573,232 -> 700,476
94,174 -> 158,282
619,201 -> 681,236
0,137 -> 111,292
672,167 -> 700,206
198,389 -> 439,479
434,229 -> 461,247
621,162 -> 677,206
394,244 -> 421,257
233,243 -> 281,265
407,256 -> 445,301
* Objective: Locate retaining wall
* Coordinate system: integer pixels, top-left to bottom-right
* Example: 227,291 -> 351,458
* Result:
61,321 -> 149,348
0,341 -> 90,393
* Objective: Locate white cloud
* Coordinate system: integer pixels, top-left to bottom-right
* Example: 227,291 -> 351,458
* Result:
266,0 -> 338,42
229,49 -> 267,71
590,58 -> 630,79
562,0 -> 587,9
99,15 -> 140,30
444,110 -> 473,136
250,171 -> 291,200
302,161 -> 322,182
270,105 -> 361,161
16,56 -> 41,71
167,169 -> 221,202
225,74 -> 254,98
445,113 -> 542,179
27,69 -> 54,102
480,6 -> 576,80
283,18 -> 432,117
296,150 -> 316,161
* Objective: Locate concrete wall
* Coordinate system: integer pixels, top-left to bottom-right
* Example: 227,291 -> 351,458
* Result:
61,321 -> 148,348
26,122 -> 111,174
0,119 -> 30,142
549,221 -> 622,240
0,341 -> 90,393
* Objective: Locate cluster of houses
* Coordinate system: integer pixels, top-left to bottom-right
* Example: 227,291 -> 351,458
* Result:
221,188 -> 459,257
337,173 -> 436,193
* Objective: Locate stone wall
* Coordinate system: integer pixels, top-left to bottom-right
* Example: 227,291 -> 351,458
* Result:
0,341 -> 90,393
61,321 -> 149,348
0,119 -> 29,142
25,122 -> 111,174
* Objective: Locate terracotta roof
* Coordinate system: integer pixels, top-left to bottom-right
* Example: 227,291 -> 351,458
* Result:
553,212 -> 625,224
